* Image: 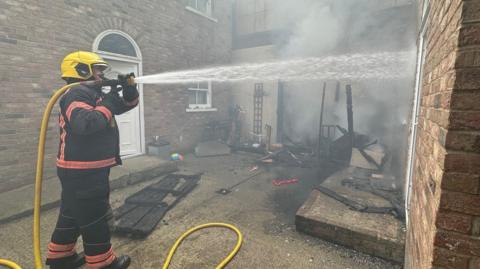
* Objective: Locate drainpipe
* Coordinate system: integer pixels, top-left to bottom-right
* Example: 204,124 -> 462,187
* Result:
405,1 -> 430,232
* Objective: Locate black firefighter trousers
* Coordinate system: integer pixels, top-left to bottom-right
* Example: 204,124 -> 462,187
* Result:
47,167 -> 115,267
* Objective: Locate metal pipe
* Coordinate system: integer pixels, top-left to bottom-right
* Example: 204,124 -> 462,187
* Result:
317,82 -> 327,156
276,81 -> 285,143
346,84 -> 354,147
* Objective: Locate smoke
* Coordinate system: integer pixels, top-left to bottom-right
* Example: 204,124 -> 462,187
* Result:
270,0 -> 417,180
272,0 -> 416,56
278,1 -> 343,57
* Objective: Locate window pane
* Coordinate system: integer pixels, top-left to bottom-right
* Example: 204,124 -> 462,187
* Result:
188,91 -> 197,104
197,0 -> 209,13
98,33 -> 137,57
197,91 -> 208,104
187,0 -> 196,8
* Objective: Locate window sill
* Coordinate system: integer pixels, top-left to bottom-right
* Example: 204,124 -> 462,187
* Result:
185,6 -> 218,22
186,107 -> 218,113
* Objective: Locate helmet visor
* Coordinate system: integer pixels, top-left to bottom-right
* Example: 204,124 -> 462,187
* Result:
92,63 -> 111,73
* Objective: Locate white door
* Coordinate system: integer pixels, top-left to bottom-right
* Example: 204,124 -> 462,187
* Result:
105,59 -> 142,156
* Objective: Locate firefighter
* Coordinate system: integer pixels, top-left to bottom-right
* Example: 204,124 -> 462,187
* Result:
45,51 -> 139,269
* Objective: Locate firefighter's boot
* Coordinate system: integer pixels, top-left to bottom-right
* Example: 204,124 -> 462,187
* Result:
46,253 -> 85,269
102,255 -> 131,269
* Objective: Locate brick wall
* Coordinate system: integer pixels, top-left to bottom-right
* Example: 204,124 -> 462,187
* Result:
0,0 -> 233,193
406,0 -> 480,268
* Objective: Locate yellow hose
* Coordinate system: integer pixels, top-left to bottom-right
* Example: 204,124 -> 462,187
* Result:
162,223 -> 243,269
2,82 -> 243,269
34,83 -> 81,269
0,259 -> 23,269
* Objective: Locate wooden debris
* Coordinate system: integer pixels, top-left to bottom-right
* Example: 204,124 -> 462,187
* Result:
112,173 -> 202,237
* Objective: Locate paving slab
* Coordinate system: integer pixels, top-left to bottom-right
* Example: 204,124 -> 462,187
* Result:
0,155 -> 177,224
296,168 -> 406,264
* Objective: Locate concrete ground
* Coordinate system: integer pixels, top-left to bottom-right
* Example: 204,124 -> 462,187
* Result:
0,153 -> 401,269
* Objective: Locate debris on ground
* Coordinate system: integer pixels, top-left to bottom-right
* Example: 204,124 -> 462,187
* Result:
112,173 -> 202,237
350,144 -> 387,171
231,142 -> 267,154
312,167 -> 404,220
256,145 -> 314,168
341,169 -> 404,219
215,170 -> 264,195
216,188 -> 232,195
272,178 -> 299,186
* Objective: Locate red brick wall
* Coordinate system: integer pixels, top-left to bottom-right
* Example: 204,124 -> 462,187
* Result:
143,83 -> 232,151
406,0 -> 480,268
0,0 -> 232,193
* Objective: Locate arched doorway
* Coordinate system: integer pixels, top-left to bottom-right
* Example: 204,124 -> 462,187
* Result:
93,30 -> 145,157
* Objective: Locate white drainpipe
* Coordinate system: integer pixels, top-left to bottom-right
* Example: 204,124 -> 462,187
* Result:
405,1 -> 429,230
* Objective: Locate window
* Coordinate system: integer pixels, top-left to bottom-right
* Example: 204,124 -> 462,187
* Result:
186,0 -> 216,20
187,81 -> 216,111
97,33 -> 137,57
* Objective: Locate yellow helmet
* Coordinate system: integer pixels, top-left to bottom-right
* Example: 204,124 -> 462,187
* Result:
61,51 -> 109,80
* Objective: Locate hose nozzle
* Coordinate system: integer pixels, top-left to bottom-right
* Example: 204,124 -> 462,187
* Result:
80,73 -> 136,91
118,72 -> 136,86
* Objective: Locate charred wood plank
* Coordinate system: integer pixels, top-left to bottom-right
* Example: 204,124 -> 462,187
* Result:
114,173 -> 202,237
172,179 -> 197,196
315,185 -> 366,211
113,203 -> 137,220
125,188 -> 169,206
131,206 -> 169,237
336,125 -> 348,135
115,206 -> 153,234
358,148 -> 382,170
149,176 -> 180,192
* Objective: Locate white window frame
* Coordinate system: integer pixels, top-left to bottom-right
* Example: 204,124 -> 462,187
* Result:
185,0 -> 218,22
186,81 -> 217,112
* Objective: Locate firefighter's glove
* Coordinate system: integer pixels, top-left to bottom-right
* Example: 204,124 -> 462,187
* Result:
122,84 -> 139,103
119,73 -> 138,102
99,92 -> 125,116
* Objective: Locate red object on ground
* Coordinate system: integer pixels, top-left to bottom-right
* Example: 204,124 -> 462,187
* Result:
272,178 -> 299,186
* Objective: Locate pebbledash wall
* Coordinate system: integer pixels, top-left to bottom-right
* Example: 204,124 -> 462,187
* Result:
406,0 -> 480,268
0,0 -> 233,193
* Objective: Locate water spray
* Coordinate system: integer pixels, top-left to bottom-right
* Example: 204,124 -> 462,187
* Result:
77,51 -> 412,87
133,51 -> 414,85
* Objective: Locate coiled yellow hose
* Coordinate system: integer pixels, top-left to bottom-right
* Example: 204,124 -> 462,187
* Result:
162,223 -> 243,269
1,82 -> 242,269
0,259 -> 22,269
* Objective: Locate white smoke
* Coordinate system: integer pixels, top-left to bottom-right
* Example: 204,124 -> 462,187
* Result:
269,0 -> 417,181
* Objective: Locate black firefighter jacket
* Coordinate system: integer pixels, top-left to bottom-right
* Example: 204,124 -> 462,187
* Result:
56,84 -> 139,170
